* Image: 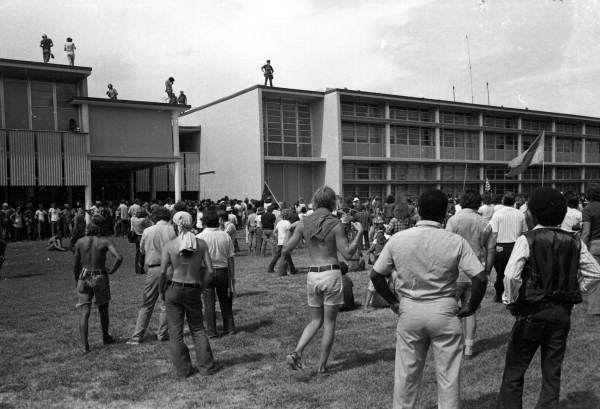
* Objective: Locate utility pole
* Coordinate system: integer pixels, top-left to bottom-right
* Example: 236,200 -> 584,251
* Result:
466,34 -> 474,104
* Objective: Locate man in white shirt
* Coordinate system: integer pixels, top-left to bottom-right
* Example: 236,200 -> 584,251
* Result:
197,208 -> 236,337
489,192 -> 528,302
35,204 -> 47,240
268,209 -> 296,276
560,191 -> 582,232
49,203 -> 61,237
115,200 -> 130,237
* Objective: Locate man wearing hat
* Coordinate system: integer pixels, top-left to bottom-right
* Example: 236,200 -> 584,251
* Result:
73,216 -> 123,352
497,187 -> 600,408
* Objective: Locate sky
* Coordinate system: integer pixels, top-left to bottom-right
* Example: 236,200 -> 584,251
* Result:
1,0 -> 599,116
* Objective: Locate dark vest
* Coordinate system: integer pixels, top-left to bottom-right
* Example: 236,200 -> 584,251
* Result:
512,228 -> 582,314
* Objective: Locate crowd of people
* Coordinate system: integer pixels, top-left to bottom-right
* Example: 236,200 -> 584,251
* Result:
3,183 -> 600,408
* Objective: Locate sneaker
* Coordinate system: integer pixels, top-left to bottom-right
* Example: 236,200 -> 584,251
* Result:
103,335 -> 116,345
286,351 -> 303,370
464,345 -> 474,358
126,338 -> 141,346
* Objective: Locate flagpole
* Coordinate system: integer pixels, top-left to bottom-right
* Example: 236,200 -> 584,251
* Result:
541,157 -> 545,187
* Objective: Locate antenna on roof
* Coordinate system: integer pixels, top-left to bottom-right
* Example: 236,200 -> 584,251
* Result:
486,81 -> 490,105
466,34 -> 474,104
452,84 -> 456,102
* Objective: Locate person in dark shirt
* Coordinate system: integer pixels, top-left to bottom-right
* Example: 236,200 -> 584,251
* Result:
177,91 -> 187,105
580,183 -> 600,315
260,207 -> 276,257
40,34 -> 54,63
261,60 -> 274,87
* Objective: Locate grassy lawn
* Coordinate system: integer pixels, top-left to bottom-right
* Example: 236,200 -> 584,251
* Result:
1,238 -> 599,409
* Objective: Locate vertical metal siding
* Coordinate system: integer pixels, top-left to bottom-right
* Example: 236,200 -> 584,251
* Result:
184,153 -> 200,191
0,130 -> 7,185
154,165 -> 168,191
136,168 -> 149,192
63,132 -> 87,186
37,131 -> 62,186
9,130 -> 36,186
168,163 -> 175,192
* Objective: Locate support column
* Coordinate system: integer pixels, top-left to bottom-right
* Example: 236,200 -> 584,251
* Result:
385,102 -> 391,195
149,167 -> 156,201
435,108 -> 441,189
517,120 -> 523,193
582,123 -> 586,193
171,112 -> 182,202
0,74 -> 5,128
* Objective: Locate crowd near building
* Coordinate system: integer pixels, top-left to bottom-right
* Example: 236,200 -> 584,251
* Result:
181,85 -> 600,203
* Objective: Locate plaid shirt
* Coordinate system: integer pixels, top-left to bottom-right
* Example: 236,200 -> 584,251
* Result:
385,217 -> 411,235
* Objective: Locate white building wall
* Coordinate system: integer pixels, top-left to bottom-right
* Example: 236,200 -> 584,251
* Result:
321,91 -> 342,194
180,89 -> 263,199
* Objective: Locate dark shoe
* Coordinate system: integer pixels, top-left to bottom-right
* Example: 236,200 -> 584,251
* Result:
286,351 -> 303,370
199,363 -> 222,376
103,335 -> 116,345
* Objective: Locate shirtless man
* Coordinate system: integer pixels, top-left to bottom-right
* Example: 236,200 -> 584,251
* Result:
161,211 -> 220,377
73,217 -> 123,352
281,186 -> 364,373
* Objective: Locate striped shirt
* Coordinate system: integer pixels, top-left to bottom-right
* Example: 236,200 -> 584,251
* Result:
489,206 -> 527,244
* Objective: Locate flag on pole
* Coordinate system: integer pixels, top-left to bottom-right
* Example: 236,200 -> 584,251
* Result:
506,130 -> 545,177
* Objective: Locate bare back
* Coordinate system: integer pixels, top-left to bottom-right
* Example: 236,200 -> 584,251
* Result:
304,224 -> 341,265
75,236 -> 111,270
164,238 -> 212,284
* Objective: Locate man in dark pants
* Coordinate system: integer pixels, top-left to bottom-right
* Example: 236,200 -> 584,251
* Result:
160,211 -> 220,377
497,188 -> 600,409
489,191 -> 527,302
196,208 -> 236,337
261,59 -> 274,86
40,34 -> 53,63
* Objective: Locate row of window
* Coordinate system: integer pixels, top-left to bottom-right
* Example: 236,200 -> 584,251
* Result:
1,79 -> 78,131
263,98 -> 312,157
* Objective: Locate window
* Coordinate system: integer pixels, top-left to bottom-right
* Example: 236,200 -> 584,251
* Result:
441,165 -> 479,181
586,125 -> 600,136
56,82 -> 78,131
586,139 -> 600,163
522,166 -> 552,180
389,106 -> 433,122
440,129 -> 479,160
31,81 -> 54,130
390,126 -> 435,159
440,111 -> 477,126
342,123 -> 384,157
263,98 -> 312,157
555,167 -> 580,180
391,164 -> 436,181
483,115 -> 517,129
483,132 -> 518,161
341,102 -> 383,118
556,122 -> 579,135
343,184 -> 385,201
522,119 -> 551,131
485,166 -> 516,181
555,138 -> 581,163
3,79 -> 28,129
586,168 -> 600,180
343,163 -> 385,181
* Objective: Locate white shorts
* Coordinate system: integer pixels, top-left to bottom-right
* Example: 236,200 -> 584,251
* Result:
306,269 -> 343,307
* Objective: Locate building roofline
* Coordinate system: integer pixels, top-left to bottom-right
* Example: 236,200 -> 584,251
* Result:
179,126 -> 202,132
70,97 -> 190,111
0,58 -> 92,76
327,88 -> 600,122
181,85 -> 324,116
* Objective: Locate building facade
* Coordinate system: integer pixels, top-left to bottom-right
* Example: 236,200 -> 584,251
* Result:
181,85 -> 600,203
0,58 -> 200,208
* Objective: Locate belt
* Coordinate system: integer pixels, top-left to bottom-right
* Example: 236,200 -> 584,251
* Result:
81,268 -> 106,276
308,264 -> 340,273
147,263 -> 161,268
168,280 -> 203,289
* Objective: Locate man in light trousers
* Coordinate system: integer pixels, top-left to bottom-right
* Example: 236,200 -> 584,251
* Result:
371,190 -> 487,409
127,207 -> 176,344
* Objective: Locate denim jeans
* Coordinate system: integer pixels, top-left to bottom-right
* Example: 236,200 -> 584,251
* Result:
203,268 -> 234,336
165,284 -> 216,377
497,304 -> 571,409
268,244 -> 296,274
131,266 -> 168,341
133,235 -> 144,274
493,243 -> 514,301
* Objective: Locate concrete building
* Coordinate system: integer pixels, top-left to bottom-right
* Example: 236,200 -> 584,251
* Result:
0,58 -> 200,208
181,85 -> 600,203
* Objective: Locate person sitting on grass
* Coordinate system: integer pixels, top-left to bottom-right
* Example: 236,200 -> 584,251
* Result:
73,216 -> 123,353
281,186 -> 364,374
364,230 -> 387,311
47,232 -> 67,251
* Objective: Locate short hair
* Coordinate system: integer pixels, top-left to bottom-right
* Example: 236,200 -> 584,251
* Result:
460,190 -> 482,210
152,207 -> 171,222
502,191 -> 516,207
418,190 -> 448,222
482,192 -> 492,205
587,183 -> 600,202
203,207 -> 220,228
529,188 -> 567,226
311,186 -> 337,211
563,191 -> 579,209
168,77 -> 174,82
66,37 -> 72,42
173,201 -> 187,212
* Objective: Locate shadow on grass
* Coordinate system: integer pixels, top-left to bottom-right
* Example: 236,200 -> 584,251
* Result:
236,290 -> 268,298
236,319 -> 274,333
219,352 -> 270,366
560,391 -> 600,409
3,272 -> 45,279
329,348 -> 395,372
474,332 -> 510,356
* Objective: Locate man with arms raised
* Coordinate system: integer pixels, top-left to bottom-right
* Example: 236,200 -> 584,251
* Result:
161,211 -> 220,377
73,216 -> 123,353
371,190 -> 487,409
282,186 -> 364,373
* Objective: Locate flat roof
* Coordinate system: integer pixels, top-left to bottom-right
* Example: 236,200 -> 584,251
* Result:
182,83 -> 600,123
0,58 -> 91,82
181,85 -> 323,116
71,97 -> 190,112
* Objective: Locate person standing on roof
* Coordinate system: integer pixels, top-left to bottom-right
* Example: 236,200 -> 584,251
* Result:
40,34 -> 54,63
261,60 -> 274,87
